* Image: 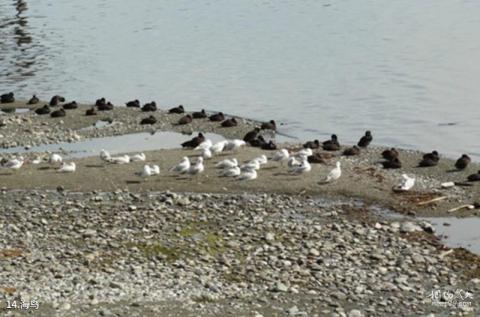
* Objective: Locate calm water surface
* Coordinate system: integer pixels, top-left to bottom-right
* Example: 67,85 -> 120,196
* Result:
1,1 -> 480,158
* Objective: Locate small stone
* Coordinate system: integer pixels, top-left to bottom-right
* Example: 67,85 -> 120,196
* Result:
309,248 -> 320,256
274,282 -> 288,292
128,205 -> 137,211
348,309 -> 363,317
60,302 -> 71,310
265,232 -> 275,242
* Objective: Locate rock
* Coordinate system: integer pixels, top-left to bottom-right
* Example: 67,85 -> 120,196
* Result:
348,310 -> 362,317
265,232 -> 275,242
273,282 -> 289,292
400,222 -> 422,233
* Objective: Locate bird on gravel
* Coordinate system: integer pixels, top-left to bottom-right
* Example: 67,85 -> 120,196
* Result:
418,151 -> 439,167
194,139 -> 212,151
240,160 -> 260,171
49,154 -> 63,164
324,162 -> 342,183
290,159 -> 311,175
238,166 -> 257,181
188,157 -> 204,176
455,154 -> 471,170
272,149 -> 289,165
224,139 -> 246,152
397,174 -> 415,191
343,146 -> 360,156
215,158 -> 238,169
251,155 -> 268,165
357,131 -> 373,148
109,155 -> 130,164
100,149 -> 111,162
131,153 -> 146,162
182,133 -> 205,148
220,166 -> 241,177
2,156 -> 24,169
58,162 -> 76,173
170,157 -> 190,174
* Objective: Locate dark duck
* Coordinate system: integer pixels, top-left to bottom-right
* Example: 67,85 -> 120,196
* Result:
85,107 -> 97,116
343,146 -> 360,156
1,92 -> 15,103
467,170 -> 480,182
28,95 -> 39,105
181,132 -> 205,148
178,114 -> 193,125
49,95 -> 65,106
169,105 -> 185,114
261,140 -> 277,150
96,98 -> 114,111
126,100 -> 140,108
261,120 -> 276,131
382,157 -> 402,169
249,136 -> 266,148
50,108 -> 66,118
209,112 -> 225,122
322,134 -> 340,151
382,148 -> 399,161
243,127 -> 260,143
455,154 -> 471,170
35,105 -> 50,115
418,151 -> 439,167
303,140 -> 320,149
62,101 -> 78,110
357,131 -> 373,148
142,101 -> 157,112
221,118 -> 238,127
192,109 -> 207,119
140,115 -> 157,125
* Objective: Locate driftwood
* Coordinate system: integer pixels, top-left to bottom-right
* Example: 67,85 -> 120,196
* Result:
417,196 -> 447,206
439,249 -> 454,259
447,204 -> 474,213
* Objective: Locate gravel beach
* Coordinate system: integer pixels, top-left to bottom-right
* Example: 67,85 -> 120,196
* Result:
1,99 -> 479,316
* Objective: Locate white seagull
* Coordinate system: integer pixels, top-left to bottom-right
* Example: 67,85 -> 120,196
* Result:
272,149 -> 289,164
294,148 -> 312,160
324,162 -> 342,183
58,162 -> 76,173
100,149 -> 111,162
240,160 -> 260,171
224,139 -> 246,151
3,157 -> 24,169
149,164 -> 160,175
49,154 -> 63,164
210,140 -> 228,155
215,158 -> 238,169
110,155 -> 130,164
131,153 -> 146,162
238,167 -> 257,181
287,156 -> 301,168
201,147 -> 212,159
170,156 -> 190,174
220,166 -> 241,177
136,165 -> 153,178
251,155 -> 268,165
290,159 -> 311,174
188,157 -> 204,175
31,156 -> 43,165
399,174 -> 415,191
194,139 -> 213,151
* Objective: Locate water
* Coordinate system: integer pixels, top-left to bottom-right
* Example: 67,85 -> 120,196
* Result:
1,1 -> 480,159
425,217 -> 480,255
1,131 -> 225,158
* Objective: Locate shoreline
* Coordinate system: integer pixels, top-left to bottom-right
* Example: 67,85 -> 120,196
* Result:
1,98 -> 480,316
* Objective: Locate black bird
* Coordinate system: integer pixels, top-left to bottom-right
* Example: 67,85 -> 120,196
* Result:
50,108 -> 66,118
303,140 -> 320,149
181,132 -> 205,148
209,112 -> 225,122
63,101 -> 78,110
418,151 -> 439,167
1,92 -> 14,103
85,107 -> 97,116
221,118 -> 238,127
98,101 -> 114,111
142,101 -> 157,112
261,140 -> 277,150
192,109 -> 207,119
35,105 -> 50,115
49,95 -> 65,106
249,135 -> 266,148
95,97 -> 106,107
455,154 -> 471,170
467,170 -> 480,182
243,127 -> 260,143
178,114 -> 193,125
308,153 -> 331,164
382,157 -> 402,169
126,100 -> 140,108
28,95 -> 39,105
382,148 -> 399,161
140,115 -> 157,125
343,146 -> 360,156
322,134 -> 340,151
169,105 -> 185,114
357,130 -> 373,148
261,120 -> 276,131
